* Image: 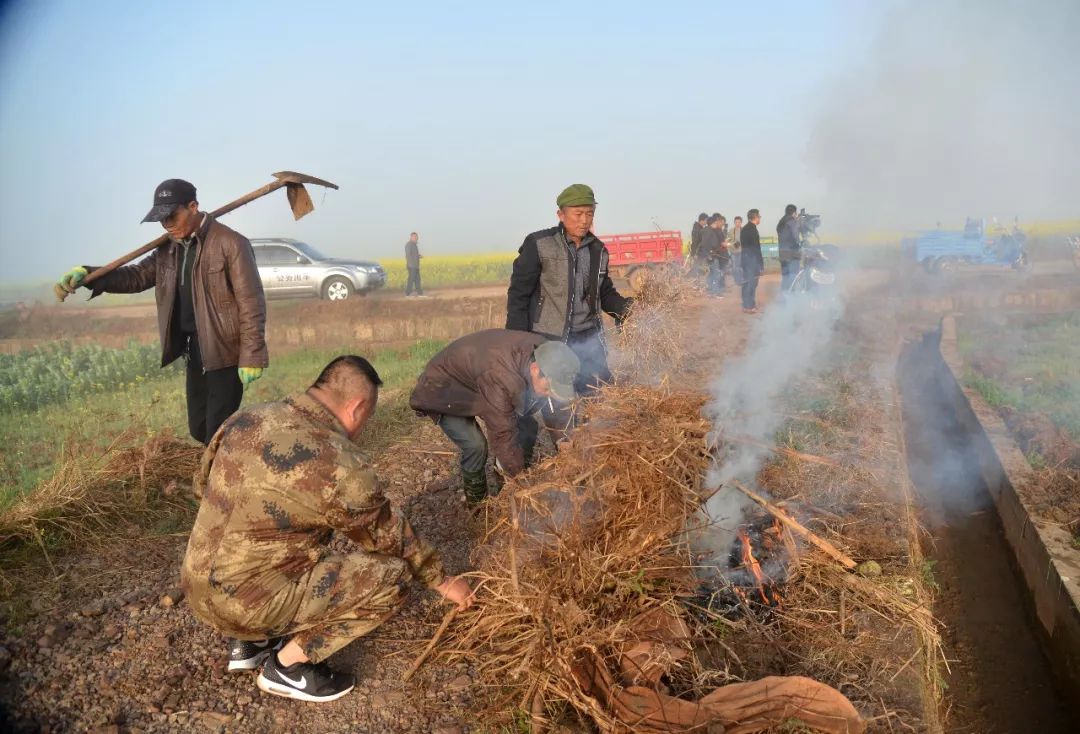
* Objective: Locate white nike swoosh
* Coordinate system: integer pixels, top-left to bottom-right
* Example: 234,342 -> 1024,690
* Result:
280,671 -> 307,689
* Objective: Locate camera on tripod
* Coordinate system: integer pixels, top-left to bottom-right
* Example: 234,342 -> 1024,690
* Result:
798,208 -> 822,243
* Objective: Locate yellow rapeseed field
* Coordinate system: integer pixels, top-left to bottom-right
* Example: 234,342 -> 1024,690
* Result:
378,252 -> 516,289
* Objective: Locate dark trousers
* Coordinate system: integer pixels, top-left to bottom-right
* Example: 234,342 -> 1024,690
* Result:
185,334 -> 244,445
567,328 -> 611,396
741,273 -> 760,309
405,267 -> 423,296
780,259 -> 798,294
437,413 -> 540,473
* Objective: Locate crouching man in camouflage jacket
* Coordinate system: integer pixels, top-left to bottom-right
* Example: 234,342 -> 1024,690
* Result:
181,355 -> 473,703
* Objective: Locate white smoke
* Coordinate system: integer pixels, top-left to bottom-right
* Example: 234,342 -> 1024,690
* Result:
696,272 -> 855,559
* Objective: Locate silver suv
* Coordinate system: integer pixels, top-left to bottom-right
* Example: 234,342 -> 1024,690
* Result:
250,238 -> 386,301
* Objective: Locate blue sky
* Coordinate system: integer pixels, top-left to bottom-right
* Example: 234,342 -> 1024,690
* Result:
2,1 -> 884,281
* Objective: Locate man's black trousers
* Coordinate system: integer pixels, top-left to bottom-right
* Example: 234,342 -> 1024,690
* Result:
184,334 -> 244,445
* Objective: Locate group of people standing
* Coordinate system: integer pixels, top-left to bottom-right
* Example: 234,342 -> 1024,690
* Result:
689,209 -> 765,313
56,179 -> 632,704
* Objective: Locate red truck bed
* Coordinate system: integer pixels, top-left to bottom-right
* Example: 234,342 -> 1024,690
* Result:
599,231 -> 684,270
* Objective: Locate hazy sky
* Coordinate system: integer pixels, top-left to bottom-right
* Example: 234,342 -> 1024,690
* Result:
1,0 -> 1073,284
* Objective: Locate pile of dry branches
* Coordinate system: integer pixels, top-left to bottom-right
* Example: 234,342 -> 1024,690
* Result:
0,425 -> 201,548
438,386 -> 865,732
431,383 -> 940,732
609,267 -> 701,381
445,385 -> 712,729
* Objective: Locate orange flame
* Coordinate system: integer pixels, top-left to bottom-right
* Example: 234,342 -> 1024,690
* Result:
736,525 -> 783,607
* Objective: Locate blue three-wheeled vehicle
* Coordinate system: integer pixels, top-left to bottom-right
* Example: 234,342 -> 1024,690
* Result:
903,218 -> 1031,274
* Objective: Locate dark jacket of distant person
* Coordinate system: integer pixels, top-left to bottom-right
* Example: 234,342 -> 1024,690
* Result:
776,213 -> 801,262
405,239 -> 421,269
699,226 -> 728,264
85,216 -> 267,371
690,220 -> 705,257
505,225 -> 631,340
740,221 -> 764,277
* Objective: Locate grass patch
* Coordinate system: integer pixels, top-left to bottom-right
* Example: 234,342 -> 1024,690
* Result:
959,313 -> 1080,440
919,559 -> 940,592
964,369 -> 1015,410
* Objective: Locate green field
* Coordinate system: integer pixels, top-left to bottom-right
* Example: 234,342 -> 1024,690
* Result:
959,312 -> 1080,441
0,339 -> 447,511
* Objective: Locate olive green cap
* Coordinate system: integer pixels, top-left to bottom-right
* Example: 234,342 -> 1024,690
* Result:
534,341 -> 580,401
556,184 -> 597,209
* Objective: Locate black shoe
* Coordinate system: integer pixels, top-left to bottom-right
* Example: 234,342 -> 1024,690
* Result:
257,653 -> 356,702
227,637 -> 283,672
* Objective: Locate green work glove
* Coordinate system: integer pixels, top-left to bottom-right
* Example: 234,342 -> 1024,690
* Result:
238,367 -> 264,386
57,266 -> 88,294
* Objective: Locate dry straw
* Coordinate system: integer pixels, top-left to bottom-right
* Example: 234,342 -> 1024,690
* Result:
443,385 -> 713,730
0,424 -> 201,550
610,267 -> 702,381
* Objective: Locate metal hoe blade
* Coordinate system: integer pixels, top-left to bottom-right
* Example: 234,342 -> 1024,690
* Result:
286,183 -> 315,220
272,171 -> 340,189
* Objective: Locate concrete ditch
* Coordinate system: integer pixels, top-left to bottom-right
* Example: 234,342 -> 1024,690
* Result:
896,313 -> 1080,731
938,314 -> 1080,702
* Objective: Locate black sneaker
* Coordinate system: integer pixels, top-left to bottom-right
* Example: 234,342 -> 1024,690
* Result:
227,637 -> 282,672
257,653 -> 356,702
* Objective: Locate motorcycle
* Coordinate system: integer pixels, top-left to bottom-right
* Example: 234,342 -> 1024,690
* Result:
788,243 -> 841,307
786,210 -> 840,306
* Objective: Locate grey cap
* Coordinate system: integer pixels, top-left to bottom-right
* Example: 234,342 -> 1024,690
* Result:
534,341 -> 580,401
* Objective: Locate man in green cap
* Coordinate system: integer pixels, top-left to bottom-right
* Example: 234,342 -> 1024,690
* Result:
506,184 -> 632,395
409,329 -> 578,503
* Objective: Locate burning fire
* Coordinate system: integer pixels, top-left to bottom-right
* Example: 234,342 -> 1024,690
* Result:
691,506 -> 795,618
734,520 -> 784,607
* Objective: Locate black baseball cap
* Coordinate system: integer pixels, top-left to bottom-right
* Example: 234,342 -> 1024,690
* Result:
142,179 -> 197,223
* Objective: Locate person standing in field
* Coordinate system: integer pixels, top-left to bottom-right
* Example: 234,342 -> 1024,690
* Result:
56,179 -> 268,445
777,204 -> 801,295
181,355 -> 473,701
730,215 -> 743,249
506,184 -> 632,395
700,214 -> 726,297
690,212 -> 708,272
730,215 -> 745,287
740,209 -> 765,313
404,231 -> 424,297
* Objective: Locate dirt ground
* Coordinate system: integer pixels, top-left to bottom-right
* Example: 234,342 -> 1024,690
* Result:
3,266 -> 1078,733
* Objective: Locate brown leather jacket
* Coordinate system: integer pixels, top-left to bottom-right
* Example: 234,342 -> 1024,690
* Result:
87,216 -> 268,371
410,329 -> 558,476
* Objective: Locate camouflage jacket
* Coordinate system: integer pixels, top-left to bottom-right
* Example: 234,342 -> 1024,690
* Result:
182,392 -> 444,612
